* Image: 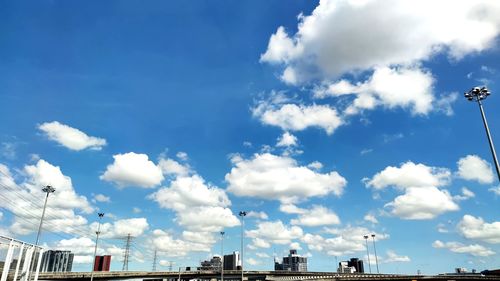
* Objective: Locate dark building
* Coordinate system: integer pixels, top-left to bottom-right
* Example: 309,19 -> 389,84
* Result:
198,256 -> 222,271
274,250 -> 307,272
40,250 -> 74,272
347,258 -> 364,273
223,251 -> 241,270
93,255 -> 111,271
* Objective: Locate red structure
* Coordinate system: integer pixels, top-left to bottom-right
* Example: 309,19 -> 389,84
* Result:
93,255 -> 111,271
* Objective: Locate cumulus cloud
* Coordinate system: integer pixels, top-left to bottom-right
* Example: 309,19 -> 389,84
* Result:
456,155 -> 494,184
151,229 -> 213,257
364,213 -> 378,224
253,102 -> 343,135
261,0 -> 500,83
158,157 -> 191,177
457,215 -> 500,244
226,153 -> 346,203
290,205 -> 340,226
100,152 -> 164,188
246,211 -> 269,220
315,67 -> 435,115
149,175 -> 239,232
38,121 -> 107,151
453,187 -> 475,201
433,240 -> 495,257
0,160 -> 93,235
247,220 -> 303,246
303,226 -> 388,256
279,204 -> 306,214
385,187 -> 459,220
276,132 -> 298,147
364,161 -> 451,190
92,193 -> 111,203
383,250 -> 410,263
490,186 -> 500,196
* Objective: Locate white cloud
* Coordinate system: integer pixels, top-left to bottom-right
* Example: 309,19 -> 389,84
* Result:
489,186 -> 500,196
457,215 -> 500,244
383,250 -> 410,263
93,193 -> 111,203
38,121 -> 106,151
253,101 -> 343,135
158,157 -> 191,177
433,240 -> 495,257
176,151 -> 189,161
247,220 -> 303,246
289,242 -> 302,250
226,153 -> 346,203
256,252 -> 270,258
247,258 -> 261,266
307,161 -> 323,170
291,205 -> 340,226
457,155 -> 494,184
316,67 -> 435,115
303,226 -> 388,256
453,187 -> 475,201
260,0 -> 500,83
0,160 -> 93,235
385,187 -> 459,220
149,175 -> 239,232
92,218 -> 149,238
152,229 -> 213,257
279,204 -> 306,214
364,213 -> 378,224
100,152 -> 164,188
132,207 -> 142,214
276,132 -> 298,147
364,161 -> 451,190
246,211 -> 269,220
1,142 -> 17,159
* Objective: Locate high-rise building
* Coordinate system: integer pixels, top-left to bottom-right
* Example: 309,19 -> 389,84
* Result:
345,258 -> 364,273
274,250 -> 307,272
40,250 -> 74,272
223,251 -> 241,270
93,255 -> 111,271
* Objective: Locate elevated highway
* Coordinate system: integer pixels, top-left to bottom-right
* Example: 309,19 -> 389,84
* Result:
33,270 -> 500,281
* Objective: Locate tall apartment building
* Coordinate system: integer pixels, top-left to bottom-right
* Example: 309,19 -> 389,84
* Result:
40,250 -> 74,272
93,255 -> 111,271
223,251 -> 241,270
337,258 -> 364,273
274,250 -> 307,272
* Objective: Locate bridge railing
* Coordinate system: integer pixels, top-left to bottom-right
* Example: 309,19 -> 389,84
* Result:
0,235 -> 44,281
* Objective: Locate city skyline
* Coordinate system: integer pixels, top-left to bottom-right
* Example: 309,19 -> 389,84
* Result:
1,0 -> 500,275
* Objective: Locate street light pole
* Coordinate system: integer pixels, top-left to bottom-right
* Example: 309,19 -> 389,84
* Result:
90,213 -> 105,281
371,234 -> 379,273
465,86 -> 500,182
35,185 -> 55,246
239,211 -> 246,281
363,235 -> 371,274
220,231 -> 225,281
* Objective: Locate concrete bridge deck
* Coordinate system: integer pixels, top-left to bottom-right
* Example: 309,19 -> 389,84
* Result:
31,270 -> 500,281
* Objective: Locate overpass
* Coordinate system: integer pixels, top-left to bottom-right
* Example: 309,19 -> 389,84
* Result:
33,270 -> 500,281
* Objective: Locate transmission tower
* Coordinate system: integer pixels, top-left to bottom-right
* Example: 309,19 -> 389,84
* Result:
152,249 -> 158,272
122,234 -> 132,271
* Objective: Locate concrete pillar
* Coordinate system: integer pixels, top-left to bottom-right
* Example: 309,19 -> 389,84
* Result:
1,240 -> 15,281
13,243 -> 25,281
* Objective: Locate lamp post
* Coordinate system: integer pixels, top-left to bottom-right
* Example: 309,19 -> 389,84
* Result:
90,213 -> 105,281
371,234 -> 379,273
363,235 -> 371,273
464,86 -> 500,182
35,185 -> 55,246
239,211 -> 247,281
220,231 -> 225,281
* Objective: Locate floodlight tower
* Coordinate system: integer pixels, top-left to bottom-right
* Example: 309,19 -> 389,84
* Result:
363,235 -> 371,273
464,86 -> 500,182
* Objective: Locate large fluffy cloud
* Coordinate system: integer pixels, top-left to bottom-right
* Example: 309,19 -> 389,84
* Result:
290,205 -> 340,226
457,215 -> 500,244
364,161 -> 451,190
365,161 -> 460,219
149,175 -> 239,232
91,218 -> 150,239
246,220 -> 303,246
151,229 -> 213,257
38,121 -> 107,151
0,160 -> 93,235
100,152 -> 164,188
226,153 -> 346,203
261,0 -> 500,83
433,240 -> 495,257
456,155 -> 494,184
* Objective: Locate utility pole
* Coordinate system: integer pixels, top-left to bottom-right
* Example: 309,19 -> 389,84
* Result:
220,231 -> 225,281
90,213 -> 104,281
35,185 -> 55,246
363,235 -> 371,273
239,211 -> 246,281
122,234 -> 132,271
152,249 -> 157,272
371,234 -> 379,273
464,86 -> 500,182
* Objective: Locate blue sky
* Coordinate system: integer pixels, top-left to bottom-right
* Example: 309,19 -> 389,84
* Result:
1,0 -> 500,275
